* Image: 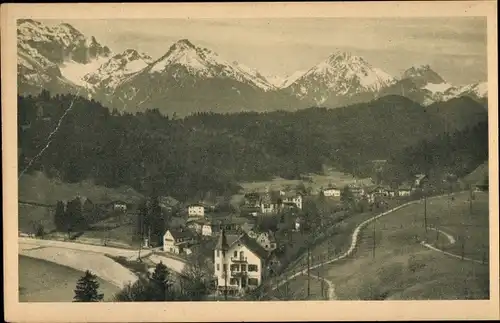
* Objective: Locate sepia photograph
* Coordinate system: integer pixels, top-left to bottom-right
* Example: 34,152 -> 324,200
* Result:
2,2 -> 499,322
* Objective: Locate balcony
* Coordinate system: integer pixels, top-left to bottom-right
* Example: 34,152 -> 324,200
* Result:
231,271 -> 248,278
231,256 -> 248,263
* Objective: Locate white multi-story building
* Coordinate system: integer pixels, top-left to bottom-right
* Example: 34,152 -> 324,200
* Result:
214,230 -> 269,296
188,204 -> 205,217
281,192 -> 303,209
322,187 -> 341,197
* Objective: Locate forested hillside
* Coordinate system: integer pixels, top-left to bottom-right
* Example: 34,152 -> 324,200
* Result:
18,91 -> 488,201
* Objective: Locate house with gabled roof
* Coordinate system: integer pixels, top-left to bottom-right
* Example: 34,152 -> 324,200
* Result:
163,228 -> 196,254
214,229 -> 270,296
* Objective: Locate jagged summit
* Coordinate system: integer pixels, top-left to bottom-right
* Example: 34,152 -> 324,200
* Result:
285,50 -> 395,104
402,65 -> 445,84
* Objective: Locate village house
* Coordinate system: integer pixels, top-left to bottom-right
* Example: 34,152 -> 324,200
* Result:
259,192 -> 276,214
188,203 -> 205,217
386,188 -> 397,198
163,228 -> 196,254
159,196 -> 179,212
281,192 -> 303,210
294,217 -> 302,232
186,218 -> 213,237
322,186 -> 341,198
209,215 -> 255,236
398,185 -> 412,197
255,231 -> 277,252
243,192 -> 261,208
214,230 -> 270,296
348,184 -> 365,198
112,201 -> 127,212
414,174 -> 427,187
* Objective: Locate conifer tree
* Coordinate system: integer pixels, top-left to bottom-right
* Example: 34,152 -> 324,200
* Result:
73,270 -> 104,302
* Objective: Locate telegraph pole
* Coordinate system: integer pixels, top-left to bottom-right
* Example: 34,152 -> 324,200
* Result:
424,194 -> 428,234
372,218 -> 376,259
307,241 -> 311,299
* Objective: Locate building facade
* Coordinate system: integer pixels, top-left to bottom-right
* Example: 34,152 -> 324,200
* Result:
188,204 -> 205,217
214,231 -> 269,296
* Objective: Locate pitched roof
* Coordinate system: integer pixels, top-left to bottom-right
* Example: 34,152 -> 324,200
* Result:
239,234 -> 270,260
240,222 -> 255,233
215,231 -> 241,250
168,228 -> 194,240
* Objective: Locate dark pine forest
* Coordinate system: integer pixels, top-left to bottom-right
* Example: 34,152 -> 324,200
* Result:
18,90 -> 488,201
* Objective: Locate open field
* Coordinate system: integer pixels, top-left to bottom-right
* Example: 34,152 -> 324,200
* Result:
19,204 -> 56,233
18,172 -> 143,234
307,191 -> 490,300
19,172 -> 143,205
19,255 -> 120,302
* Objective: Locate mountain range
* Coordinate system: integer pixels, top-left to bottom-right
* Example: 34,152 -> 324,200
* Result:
17,19 -> 488,116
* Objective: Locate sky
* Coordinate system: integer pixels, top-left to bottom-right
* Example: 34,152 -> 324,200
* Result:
43,17 -> 487,85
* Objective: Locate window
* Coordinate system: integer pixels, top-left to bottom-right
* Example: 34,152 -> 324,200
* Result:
233,251 -> 238,257
248,265 -> 258,272
240,251 -> 244,258
248,278 -> 259,286
216,250 -> 220,257
230,264 -> 239,272
223,264 -> 227,272
216,264 -> 220,271
229,278 -> 238,285
241,264 -> 246,272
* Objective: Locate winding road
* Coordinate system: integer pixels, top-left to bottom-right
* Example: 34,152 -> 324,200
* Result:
271,193 -> 465,298
19,237 -> 187,288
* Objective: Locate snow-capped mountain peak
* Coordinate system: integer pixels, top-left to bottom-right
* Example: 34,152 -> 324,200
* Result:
285,51 -> 395,104
147,39 -> 275,91
401,64 -> 445,84
82,49 -> 153,91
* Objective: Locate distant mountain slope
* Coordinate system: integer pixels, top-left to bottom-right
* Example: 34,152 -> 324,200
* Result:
378,65 -> 488,106
107,39 -> 300,115
17,20 -> 488,115
283,51 -> 395,107
17,19 -> 111,97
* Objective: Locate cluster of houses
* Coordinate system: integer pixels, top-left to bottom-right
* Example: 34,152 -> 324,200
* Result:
242,188 -> 303,216
321,174 -> 427,203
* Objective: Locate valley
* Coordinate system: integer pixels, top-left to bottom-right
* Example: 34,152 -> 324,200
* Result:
15,18 -> 491,304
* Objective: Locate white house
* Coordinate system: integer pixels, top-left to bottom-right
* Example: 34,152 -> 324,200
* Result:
113,201 -> 127,212
398,186 -> 412,197
188,204 -> 205,217
163,228 -> 196,254
214,230 -> 269,296
282,192 -> 303,209
323,187 -> 341,197
259,193 -> 276,214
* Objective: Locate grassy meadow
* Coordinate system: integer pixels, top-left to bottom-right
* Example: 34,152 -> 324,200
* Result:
279,191 -> 489,300
19,255 -> 120,302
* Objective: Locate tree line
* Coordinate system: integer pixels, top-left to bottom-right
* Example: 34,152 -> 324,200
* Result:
18,91 -> 488,203
74,255 -> 215,302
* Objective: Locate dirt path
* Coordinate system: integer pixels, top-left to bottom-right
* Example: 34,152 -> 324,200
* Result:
306,272 -> 336,300
421,228 -> 486,265
428,227 -> 456,244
